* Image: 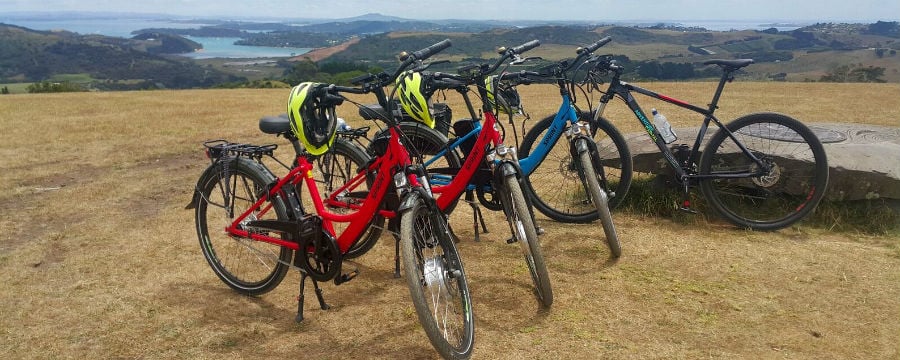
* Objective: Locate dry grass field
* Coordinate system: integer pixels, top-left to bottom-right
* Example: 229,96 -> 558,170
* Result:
1,82 -> 899,359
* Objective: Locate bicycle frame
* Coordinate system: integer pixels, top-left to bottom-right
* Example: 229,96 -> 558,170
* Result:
334,89 -> 506,215
225,125 -> 415,254
516,82 -> 581,174
594,68 -> 770,182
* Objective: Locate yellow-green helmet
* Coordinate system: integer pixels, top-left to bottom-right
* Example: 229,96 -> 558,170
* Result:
485,75 -> 521,115
287,82 -> 337,156
395,70 -> 435,128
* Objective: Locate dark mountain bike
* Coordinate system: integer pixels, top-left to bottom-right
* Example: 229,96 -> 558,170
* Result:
583,44 -> 828,230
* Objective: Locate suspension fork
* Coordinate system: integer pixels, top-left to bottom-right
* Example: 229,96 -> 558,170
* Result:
569,134 -> 612,197
491,155 -> 541,237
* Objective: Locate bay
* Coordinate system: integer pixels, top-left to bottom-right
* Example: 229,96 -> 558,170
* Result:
1,18 -> 311,59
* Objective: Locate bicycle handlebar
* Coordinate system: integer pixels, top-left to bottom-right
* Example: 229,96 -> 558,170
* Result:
510,40 -> 540,55
577,36 -> 612,55
412,39 -> 452,61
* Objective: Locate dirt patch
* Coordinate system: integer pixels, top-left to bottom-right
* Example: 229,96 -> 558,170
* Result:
290,38 -> 361,62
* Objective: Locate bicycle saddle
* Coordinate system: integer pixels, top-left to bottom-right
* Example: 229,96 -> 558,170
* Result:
703,59 -> 754,70
259,113 -> 291,134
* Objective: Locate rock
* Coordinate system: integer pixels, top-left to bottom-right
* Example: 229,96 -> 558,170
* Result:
616,123 -> 900,201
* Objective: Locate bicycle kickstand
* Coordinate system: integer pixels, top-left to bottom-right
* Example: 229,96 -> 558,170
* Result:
295,272 -> 331,323
465,190 -> 489,242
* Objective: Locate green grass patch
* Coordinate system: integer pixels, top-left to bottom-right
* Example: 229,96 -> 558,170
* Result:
617,175 -> 900,235
0,83 -> 32,94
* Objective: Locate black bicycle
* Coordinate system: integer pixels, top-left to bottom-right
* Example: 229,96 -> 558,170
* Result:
584,48 -> 828,230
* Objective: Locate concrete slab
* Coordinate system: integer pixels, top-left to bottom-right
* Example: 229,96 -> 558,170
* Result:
617,123 -> 900,201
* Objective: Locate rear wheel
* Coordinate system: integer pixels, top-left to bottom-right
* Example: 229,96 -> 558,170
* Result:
195,158 -> 291,295
699,113 -> 829,230
501,166 -> 553,307
578,150 -> 621,258
520,112 -> 632,223
400,195 -> 475,360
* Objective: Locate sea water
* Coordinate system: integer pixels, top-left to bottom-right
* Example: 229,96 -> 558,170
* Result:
1,18 -> 311,58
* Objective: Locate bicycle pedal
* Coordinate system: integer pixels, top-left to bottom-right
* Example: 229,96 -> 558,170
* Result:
536,227 -> 545,236
334,268 -> 359,285
506,237 -> 517,244
678,200 -> 699,214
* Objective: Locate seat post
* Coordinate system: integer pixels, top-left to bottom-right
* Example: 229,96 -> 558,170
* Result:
707,68 -> 734,113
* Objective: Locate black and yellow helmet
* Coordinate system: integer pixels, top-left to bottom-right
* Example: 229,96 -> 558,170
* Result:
395,70 -> 436,128
287,82 -> 337,156
485,75 -> 522,115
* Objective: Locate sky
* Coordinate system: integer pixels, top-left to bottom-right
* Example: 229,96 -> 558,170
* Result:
1,0 -> 898,22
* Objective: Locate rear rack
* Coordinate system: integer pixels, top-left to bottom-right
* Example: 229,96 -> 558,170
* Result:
203,140 -> 277,161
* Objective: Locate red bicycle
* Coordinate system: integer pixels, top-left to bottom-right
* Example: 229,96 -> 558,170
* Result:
187,40 -> 476,360
329,40 -> 554,307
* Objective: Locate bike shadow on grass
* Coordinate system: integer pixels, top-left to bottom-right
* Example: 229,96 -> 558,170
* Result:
158,277 -> 445,358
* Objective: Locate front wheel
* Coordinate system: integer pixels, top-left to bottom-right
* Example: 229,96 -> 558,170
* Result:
400,194 -> 475,360
699,113 -> 829,230
501,166 -> 553,307
577,150 -> 621,258
519,112 -> 632,223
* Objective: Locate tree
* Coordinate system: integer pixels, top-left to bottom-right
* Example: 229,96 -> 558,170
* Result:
820,64 -> 886,83
283,59 -> 324,85
1,86 -> 9,94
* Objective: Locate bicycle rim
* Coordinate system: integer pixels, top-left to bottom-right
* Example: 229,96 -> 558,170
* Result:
196,160 -> 291,295
520,113 -> 631,223
503,172 -> 553,307
400,196 -> 475,359
700,113 -> 829,230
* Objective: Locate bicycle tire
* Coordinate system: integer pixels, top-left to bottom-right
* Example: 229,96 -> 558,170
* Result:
699,112 -> 829,230
577,149 -> 621,258
400,194 -> 475,360
312,139 -> 384,259
519,111 -> 632,223
501,165 -> 553,307
194,157 -> 291,295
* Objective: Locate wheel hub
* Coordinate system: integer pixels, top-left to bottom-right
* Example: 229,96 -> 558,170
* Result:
558,155 -> 580,180
751,160 -> 781,188
423,255 -> 455,297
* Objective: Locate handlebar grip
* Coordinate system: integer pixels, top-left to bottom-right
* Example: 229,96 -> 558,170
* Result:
433,72 -> 468,82
329,85 -> 367,94
411,39 -> 452,60
350,73 -> 376,86
511,40 -> 540,54
579,36 -> 612,54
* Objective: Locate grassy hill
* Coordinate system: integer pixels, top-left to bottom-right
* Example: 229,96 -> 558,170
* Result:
320,23 -> 900,82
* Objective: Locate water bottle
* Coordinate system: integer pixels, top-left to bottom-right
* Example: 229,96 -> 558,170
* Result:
651,108 -> 677,144
336,117 -> 351,132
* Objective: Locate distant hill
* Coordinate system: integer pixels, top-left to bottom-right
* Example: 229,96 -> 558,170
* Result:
0,24 -> 243,89
318,22 -> 900,82
3,18 -> 899,89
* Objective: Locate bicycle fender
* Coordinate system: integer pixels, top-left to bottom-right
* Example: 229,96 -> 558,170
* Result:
397,191 -> 422,213
496,160 -> 521,178
185,157 -> 276,209
570,135 -> 592,155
